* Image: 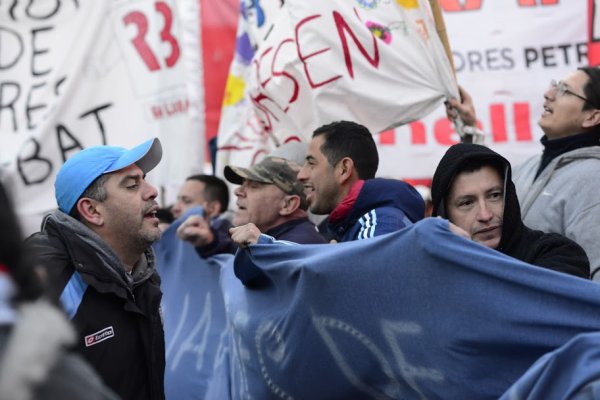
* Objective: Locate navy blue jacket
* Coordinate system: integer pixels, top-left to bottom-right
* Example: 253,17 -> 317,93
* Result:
327,178 -> 425,242
199,217 -> 325,258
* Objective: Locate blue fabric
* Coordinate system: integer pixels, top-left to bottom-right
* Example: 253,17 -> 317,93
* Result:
501,332 -> 600,400
59,271 -> 88,319
153,207 -> 232,400
217,218 -> 600,399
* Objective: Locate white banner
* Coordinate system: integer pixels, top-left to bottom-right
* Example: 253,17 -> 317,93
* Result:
378,0 -> 587,184
216,0 -> 457,176
0,0 -> 204,235
0,1 -> 587,230
216,0 -> 587,190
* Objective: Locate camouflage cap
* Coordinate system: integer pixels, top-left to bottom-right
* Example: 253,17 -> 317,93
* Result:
224,156 -> 306,199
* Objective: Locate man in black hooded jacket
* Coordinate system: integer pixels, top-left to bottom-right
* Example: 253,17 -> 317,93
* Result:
431,143 -> 589,279
27,138 -> 166,400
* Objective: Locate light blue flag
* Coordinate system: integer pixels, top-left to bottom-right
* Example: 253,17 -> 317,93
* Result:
216,218 -> 600,399
153,207 -> 233,400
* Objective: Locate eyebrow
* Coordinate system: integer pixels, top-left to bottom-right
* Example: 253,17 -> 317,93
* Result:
559,80 -> 575,90
452,193 -> 474,202
452,185 -> 503,201
119,174 -> 143,186
486,185 -> 503,192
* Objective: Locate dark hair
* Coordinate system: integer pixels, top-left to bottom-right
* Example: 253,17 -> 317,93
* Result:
578,67 -> 600,110
0,182 -> 44,302
313,121 -> 379,179
454,157 -> 505,179
186,174 -> 230,214
69,174 -> 110,219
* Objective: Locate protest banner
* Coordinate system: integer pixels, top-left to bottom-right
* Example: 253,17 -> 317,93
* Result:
217,0 -> 588,190
589,0 -> 600,66
0,1 -> 592,230
216,0 -> 458,180
153,207 -> 232,400
0,0 -> 204,234
213,218 -> 600,399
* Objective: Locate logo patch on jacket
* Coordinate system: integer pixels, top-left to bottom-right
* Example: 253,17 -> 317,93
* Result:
85,326 -> 115,347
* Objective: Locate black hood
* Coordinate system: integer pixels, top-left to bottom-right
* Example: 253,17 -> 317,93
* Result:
430,143 -> 523,252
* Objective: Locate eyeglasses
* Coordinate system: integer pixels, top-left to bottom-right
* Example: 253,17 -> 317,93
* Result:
549,80 -> 589,103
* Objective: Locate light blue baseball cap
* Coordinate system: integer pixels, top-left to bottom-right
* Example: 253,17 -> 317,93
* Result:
55,138 -> 162,213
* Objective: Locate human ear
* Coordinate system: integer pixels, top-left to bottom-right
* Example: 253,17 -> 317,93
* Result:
76,198 -> 103,226
336,157 -> 355,184
583,108 -> 600,129
205,200 -> 221,218
279,195 -> 301,216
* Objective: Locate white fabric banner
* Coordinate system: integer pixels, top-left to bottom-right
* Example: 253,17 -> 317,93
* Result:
0,0 -> 204,235
378,0 -> 587,184
217,0 -> 587,188
216,0 -> 457,175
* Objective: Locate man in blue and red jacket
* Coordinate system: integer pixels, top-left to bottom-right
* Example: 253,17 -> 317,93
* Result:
297,120 -> 424,242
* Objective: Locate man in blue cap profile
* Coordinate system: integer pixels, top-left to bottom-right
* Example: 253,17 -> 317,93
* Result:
27,138 -> 166,400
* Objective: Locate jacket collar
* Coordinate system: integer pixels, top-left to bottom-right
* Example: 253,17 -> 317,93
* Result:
43,211 -> 157,289
537,130 -> 600,178
265,217 -> 311,238
328,180 -> 365,224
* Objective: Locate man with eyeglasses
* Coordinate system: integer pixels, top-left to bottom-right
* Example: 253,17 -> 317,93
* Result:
448,67 -> 600,281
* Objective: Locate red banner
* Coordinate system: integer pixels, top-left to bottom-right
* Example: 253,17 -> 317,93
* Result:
589,0 -> 600,65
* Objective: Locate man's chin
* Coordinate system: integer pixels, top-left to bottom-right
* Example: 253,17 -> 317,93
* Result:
309,200 -> 330,215
474,236 -> 500,250
233,215 -> 249,227
145,229 -> 162,244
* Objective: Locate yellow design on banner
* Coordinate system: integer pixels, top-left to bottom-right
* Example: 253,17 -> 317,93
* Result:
222,75 -> 246,106
396,0 -> 419,9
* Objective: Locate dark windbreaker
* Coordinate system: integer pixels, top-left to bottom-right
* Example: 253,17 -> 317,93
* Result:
327,178 -> 425,242
431,143 -> 589,278
27,211 -> 166,400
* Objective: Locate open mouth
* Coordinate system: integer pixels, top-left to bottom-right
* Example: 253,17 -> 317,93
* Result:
144,205 -> 159,219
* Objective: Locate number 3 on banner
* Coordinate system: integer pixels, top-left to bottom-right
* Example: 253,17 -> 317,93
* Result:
123,1 -> 180,72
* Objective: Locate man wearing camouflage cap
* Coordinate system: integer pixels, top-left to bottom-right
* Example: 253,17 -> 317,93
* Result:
177,156 -> 325,256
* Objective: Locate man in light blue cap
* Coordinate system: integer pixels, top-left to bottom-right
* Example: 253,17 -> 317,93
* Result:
27,138 -> 166,400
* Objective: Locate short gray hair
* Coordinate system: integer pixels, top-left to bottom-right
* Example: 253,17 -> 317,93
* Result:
69,174 -> 110,219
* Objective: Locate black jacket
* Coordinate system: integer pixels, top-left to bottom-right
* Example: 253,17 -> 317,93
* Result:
431,143 -> 589,278
27,211 -> 166,400
265,217 -> 326,244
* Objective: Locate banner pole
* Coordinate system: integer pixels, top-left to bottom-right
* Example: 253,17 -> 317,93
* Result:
428,0 -> 455,76
427,0 -> 484,143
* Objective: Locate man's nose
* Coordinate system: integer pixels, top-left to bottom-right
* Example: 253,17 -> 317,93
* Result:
544,86 -> 556,101
144,181 -> 158,200
171,202 -> 181,215
234,186 -> 244,197
476,202 -> 493,222
297,165 -> 308,181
